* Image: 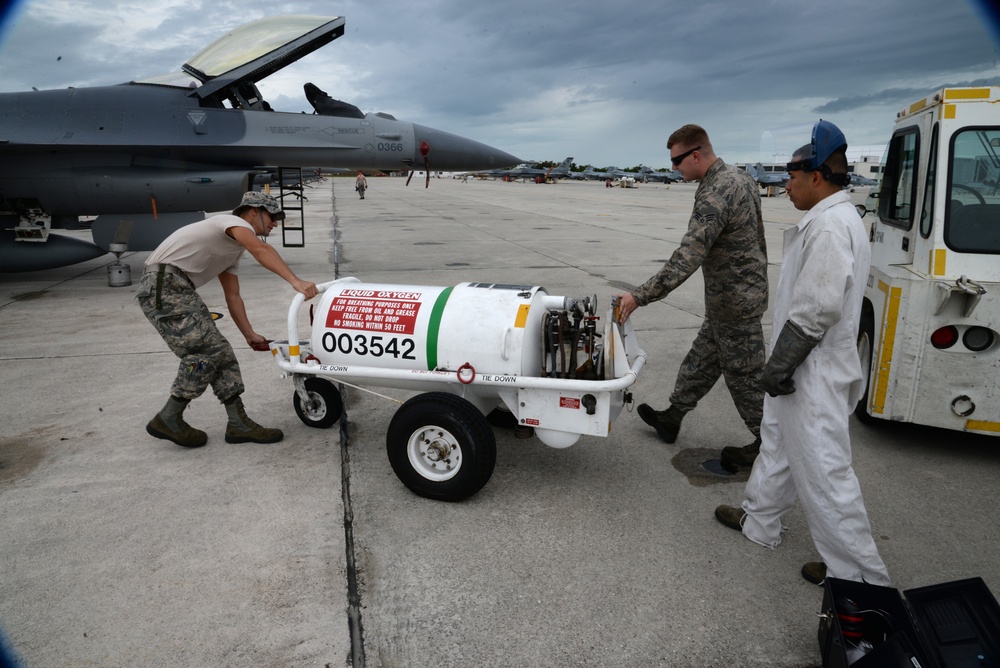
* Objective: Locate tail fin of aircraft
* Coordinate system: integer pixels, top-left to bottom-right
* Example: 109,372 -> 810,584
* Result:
546,157 -> 574,177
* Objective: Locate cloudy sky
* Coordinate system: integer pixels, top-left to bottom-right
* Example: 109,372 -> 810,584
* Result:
1,0 -> 998,169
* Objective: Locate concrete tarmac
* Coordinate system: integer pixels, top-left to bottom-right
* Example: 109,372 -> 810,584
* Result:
2,176 -> 998,667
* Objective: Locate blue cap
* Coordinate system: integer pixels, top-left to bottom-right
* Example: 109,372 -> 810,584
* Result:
786,120 -> 847,172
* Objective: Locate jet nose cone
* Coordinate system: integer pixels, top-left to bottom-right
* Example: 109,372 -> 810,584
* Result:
411,124 -> 519,172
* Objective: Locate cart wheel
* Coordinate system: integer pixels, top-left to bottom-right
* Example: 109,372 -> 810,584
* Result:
293,378 -> 343,428
854,304 -> 877,424
386,392 -> 496,502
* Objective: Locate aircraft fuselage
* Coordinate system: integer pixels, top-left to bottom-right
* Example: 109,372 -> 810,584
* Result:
0,84 -> 514,219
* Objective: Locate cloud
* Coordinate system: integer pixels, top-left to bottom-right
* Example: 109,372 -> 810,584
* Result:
1,0 -> 998,166
816,76 -> 1000,114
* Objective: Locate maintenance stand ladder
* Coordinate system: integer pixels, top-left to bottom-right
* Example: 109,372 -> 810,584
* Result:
279,166 -> 305,248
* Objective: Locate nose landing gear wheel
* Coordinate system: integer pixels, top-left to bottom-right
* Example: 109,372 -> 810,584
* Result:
294,378 -> 344,428
387,392 -> 496,502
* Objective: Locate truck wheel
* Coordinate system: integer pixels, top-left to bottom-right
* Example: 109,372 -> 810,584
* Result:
854,304 -> 877,424
293,378 -> 343,428
387,392 -> 496,502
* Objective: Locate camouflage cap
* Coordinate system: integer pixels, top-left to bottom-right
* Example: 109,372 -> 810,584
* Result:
238,191 -> 282,214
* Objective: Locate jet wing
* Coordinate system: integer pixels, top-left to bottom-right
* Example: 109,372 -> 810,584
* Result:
183,16 -> 346,100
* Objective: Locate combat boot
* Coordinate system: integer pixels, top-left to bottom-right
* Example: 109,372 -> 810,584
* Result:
801,561 -> 827,586
636,404 -> 685,443
224,396 -> 283,444
720,437 -> 762,471
146,396 -> 208,448
714,504 -> 746,531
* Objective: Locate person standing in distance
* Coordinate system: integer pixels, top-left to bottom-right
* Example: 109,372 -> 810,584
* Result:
616,124 -> 767,468
137,191 -> 318,448
714,121 -> 890,587
355,171 -> 368,199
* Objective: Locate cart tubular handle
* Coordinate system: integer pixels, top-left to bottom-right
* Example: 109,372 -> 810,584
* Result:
287,277 -> 360,369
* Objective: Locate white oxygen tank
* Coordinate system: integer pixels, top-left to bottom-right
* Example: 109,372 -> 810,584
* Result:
310,281 -> 558,377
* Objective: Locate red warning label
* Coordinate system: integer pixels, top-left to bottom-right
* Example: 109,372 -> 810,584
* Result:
325,294 -> 421,334
559,397 -> 581,409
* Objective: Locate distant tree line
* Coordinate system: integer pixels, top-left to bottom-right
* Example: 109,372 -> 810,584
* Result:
533,161 -> 672,174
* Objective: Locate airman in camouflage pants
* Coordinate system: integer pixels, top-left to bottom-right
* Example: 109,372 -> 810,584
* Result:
137,192 -> 317,448
616,125 -> 767,468
136,270 -> 244,403
668,318 -> 765,443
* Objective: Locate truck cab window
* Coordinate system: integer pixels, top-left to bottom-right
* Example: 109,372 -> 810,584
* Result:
945,127 -> 1000,253
878,128 -> 919,230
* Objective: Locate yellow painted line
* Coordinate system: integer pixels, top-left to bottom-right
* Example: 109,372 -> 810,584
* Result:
966,419 -> 1000,433
289,344 -> 300,357
514,304 -> 530,328
944,88 -> 991,100
932,248 -> 947,276
943,104 -> 956,120
909,98 -> 928,114
872,281 -> 903,415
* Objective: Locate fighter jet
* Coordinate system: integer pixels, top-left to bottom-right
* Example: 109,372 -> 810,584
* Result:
847,172 -> 879,187
569,166 -> 599,180
602,166 -> 629,180
745,163 -> 790,188
0,15 -> 520,272
574,166 -> 616,181
494,157 -> 574,182
636,165 -> 683,183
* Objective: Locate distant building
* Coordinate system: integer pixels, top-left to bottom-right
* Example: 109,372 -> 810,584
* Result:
848,155 -> 884,180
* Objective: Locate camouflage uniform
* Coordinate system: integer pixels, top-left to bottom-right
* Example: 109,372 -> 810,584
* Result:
136,268 -> 244,403
631,158 -> 767,437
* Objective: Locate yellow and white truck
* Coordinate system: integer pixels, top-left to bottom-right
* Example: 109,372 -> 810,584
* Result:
857,87 -> 1000,435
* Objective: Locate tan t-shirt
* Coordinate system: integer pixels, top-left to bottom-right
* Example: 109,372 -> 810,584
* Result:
145,214 -> 254,288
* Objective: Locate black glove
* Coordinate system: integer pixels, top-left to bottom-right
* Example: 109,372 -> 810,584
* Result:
761,320 -> 820,396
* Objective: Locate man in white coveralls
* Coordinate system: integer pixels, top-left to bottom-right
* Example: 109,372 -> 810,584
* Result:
714,120 -> 890,587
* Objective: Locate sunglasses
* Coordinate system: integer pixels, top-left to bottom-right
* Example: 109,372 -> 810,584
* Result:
670,145 -> 701,167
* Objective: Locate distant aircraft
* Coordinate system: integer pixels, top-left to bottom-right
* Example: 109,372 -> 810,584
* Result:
576,165 -> 627,181
847,172 -> 879,187
570,166 -> 600,180
603,166 -> 629,180
492,157 -> 574,182
0,15 -> 520,272
745,163 -> 790,188
637,166 -> 684,183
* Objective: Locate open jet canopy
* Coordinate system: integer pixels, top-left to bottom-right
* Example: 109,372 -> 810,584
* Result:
136,16 -> 347,104
0,15 -> 519,272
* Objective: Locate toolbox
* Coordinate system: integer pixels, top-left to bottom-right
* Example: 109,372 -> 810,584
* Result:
818,576 -> 1000,667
